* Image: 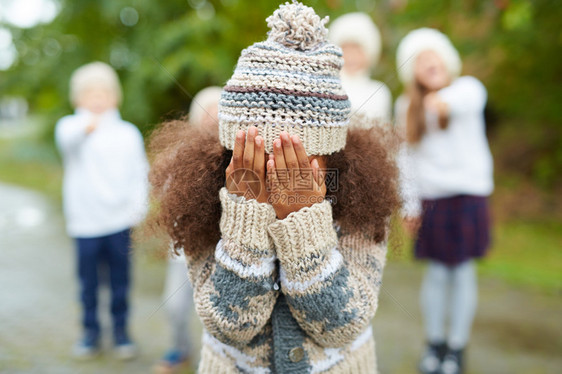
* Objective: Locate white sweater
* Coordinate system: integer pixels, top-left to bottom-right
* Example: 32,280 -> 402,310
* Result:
339,71 -> 423,217
341,71 -> 392,122
55,108 -> 149,238
395,76 -> 494,207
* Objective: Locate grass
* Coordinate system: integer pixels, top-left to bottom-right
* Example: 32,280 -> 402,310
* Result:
480,220 -> 562,293
389,216 -> 562,294
0,117 -> 62,201
0,153 -> 62,201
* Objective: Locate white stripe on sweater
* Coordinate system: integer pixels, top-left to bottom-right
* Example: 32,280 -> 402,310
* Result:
311,348 -> 344,374
203,332 -> 270,374
280,246 -> 343,293
350,326 -> 373,351
215,239 -> 276,278
310,326 -> 373,373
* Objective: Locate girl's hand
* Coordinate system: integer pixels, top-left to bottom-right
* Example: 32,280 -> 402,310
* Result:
225,127 -> 268,203
85,116 -> 99,134
402,216 -> 421,237
424,92 -> 449,117
267,132 -> 326,220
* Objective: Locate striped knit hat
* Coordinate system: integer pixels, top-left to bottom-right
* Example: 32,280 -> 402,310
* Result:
218,1 -> 350,156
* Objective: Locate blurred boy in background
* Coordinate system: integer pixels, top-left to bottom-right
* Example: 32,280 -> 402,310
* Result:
55,62 -> 149,360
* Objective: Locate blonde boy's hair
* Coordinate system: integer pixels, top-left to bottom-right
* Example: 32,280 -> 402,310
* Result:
188,86 -> 222,127
69,62 -> 122,106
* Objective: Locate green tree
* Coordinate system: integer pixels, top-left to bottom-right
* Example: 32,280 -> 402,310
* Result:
1,0 -> 560,188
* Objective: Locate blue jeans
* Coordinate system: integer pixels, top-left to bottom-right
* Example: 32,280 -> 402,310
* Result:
76,229 -> 131,336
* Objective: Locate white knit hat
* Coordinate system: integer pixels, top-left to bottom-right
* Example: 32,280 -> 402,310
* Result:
328,12 -> 382,68
396,28 -> 462,85
70,61 -> 122,106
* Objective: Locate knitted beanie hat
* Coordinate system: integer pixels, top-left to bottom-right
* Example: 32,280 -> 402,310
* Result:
396,28 -> 462,85
218,1 -> 350,156
328,12 -> 382,68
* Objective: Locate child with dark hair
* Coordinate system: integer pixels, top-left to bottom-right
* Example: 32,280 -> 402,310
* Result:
148,2 -> 400,372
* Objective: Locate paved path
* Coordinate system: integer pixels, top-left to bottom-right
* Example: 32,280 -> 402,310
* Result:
0,184 -> 560,373
374,264 -> 562,373
0,184 -> 198,374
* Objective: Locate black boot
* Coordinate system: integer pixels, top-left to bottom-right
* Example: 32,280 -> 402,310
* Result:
440,347 -> 464,374
418,341 -> 447,374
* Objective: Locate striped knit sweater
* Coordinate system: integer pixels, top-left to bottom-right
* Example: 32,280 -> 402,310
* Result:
186,188 -> 386,373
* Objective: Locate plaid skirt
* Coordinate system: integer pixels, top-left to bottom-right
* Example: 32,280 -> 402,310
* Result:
415,195 -> 491,266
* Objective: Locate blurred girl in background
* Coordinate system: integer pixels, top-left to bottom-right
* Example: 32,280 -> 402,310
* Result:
152,86 -> 222,374
395,28 -> 494,374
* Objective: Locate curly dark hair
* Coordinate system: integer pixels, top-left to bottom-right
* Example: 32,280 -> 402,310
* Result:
143,116 -> 400,256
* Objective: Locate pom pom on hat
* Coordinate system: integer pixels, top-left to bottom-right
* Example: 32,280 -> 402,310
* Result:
266,0 -> 329,51
329,12 -> 382,67
396,28 -> 462,84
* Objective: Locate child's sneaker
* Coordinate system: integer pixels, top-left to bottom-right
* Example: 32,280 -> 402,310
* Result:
113,328 -> 137,360
153,350 -> 191,374
418,341 -> 447,374
440,348 -> 464,374
72,330 -> 100,360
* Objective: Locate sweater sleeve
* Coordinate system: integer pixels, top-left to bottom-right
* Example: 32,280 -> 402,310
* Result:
379,82 -> 393,122
127,128 -> 150,225
267,201 -> 387,348
393,96 -> 421,217
397,145 -> 422,218
54,115 -> 90,156
186,187 -> 279,347
438,76 -> 487,116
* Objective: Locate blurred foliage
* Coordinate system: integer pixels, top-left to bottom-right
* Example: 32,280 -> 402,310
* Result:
0,0 -> 355,133
0,0 -> 560,187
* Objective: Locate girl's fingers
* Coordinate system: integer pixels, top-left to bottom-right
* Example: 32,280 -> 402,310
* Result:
233,130 -> 246,170
226,158 -> 233,176
291,135 -> 311,171
243,126 -> 256,170
273,138 -> 288,188
254,135 -> 265,181
311,158 -> 324,188
280,132 -> 299,171
267,159 -> 280,193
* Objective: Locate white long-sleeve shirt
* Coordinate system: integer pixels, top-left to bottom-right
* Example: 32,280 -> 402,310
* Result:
341,71 -> 392,122
55,108 -> 149,238
340,71 -> 421,217
395,76 -> 494,207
